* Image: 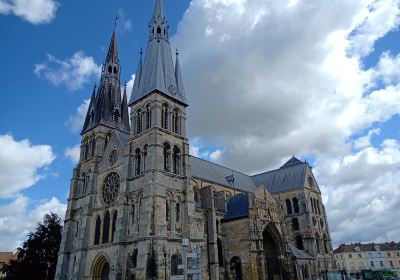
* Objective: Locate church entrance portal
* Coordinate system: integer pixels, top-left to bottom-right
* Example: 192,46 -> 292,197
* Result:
263,229 -> 282,280
92,255 -> 110,280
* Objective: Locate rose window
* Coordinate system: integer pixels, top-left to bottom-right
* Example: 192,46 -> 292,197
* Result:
102,172 -> 120,204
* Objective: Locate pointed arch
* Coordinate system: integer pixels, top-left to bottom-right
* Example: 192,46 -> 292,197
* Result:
135,148 -> 141,176
111,210 -> 118,242
102,211 -> 110,243
286,199 -> 292,215
91,253 -> 111,280
143,145 -> 148,172
293,197 -> 299,213
163,142 -> 171,172
172,145 -> 181,174
161,104 -> 169,129
172,108 -> 180,134
145,104 -> 152,129
94,215 -> 101,245
136,109 -> 142,134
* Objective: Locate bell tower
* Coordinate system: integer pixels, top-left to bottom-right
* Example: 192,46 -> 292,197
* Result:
125,0 -> 193,278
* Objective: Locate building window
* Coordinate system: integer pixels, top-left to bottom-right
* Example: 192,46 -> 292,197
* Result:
349,254 -> 352,258
387,253 -> 390,257
172,109 -> 179,134
370,261 -> 374,267
380,261 -> 384,267
292,218 -> 300,231
295,236 -> 304,250
145,105 -> 151,129
102,211 -> 110,243
358,254 -> 362,258
161,104 -> 168,129
136,109 -> 142,133
166,199 -> 171,231
131,205 -> 135,224
94,216 -> 101,245
163,143 -> 171,172
111,211 -> 117,242
194,188 -> 201,206
286,199 -> 292,215
389,261 -> 393,267
143,145 -> 148,172
135,148 -> 141,176
131,249 -> 138,268
173,146 -> 181,175
218,238 -> 224,267
293,197 -> 299,213
171,254 -> 182,275
175,202 -> 181,223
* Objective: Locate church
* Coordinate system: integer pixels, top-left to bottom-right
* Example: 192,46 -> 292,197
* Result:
55,0 -> 335,279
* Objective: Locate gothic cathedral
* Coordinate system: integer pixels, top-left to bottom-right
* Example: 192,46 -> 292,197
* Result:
55,1 -> 335,279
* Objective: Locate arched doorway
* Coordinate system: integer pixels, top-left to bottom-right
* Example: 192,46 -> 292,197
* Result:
263,227 -> 282,280
230,256 -> 243,280
92,255 -> 110,280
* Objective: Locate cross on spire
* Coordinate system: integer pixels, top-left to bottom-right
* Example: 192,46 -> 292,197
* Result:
114,13 -> 119,29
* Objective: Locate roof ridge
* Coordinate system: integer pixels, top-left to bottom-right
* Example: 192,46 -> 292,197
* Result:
189,155 -> 252,177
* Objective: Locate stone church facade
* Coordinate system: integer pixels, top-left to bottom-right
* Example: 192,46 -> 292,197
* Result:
55,1 -> 335,279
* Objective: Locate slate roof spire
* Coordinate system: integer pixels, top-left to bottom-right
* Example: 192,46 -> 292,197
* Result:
81,27 -> 130,135
129,0 -> 188,106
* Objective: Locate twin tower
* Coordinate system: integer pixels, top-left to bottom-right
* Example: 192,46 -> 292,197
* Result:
55,0 -> 194,279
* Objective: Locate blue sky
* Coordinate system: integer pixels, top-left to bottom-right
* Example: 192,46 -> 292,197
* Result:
1,0 -> 400,251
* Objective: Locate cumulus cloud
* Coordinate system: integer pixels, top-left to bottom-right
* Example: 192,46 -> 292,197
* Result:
64,144 -> 80,164
66,99 -> 90,133
34,51 -> 101,91
0,134 -> 56,198
172,0 -> 400,245
0,0 -> 59,24
0,196 -> 66,251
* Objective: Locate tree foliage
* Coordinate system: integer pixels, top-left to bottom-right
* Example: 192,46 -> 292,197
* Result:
1,212 -> 63,280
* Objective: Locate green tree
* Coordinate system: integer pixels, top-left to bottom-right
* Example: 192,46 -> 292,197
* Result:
1,212 -> 63,280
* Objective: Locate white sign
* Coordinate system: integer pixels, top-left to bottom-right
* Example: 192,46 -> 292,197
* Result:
187,253 -> 197,258
182,238 -> 189,247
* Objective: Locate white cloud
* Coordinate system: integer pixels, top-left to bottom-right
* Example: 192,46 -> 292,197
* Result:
34,51 -> 101,91
353,128 -> 381,150
0,196 -> 66,251
66,99 -> 90,133
172,0 -> 400,245
0,0 -> 59,24
64,144 -> 80,164
125,73 -> 136,102
0,134 -> 55,198
117,8 -> 133,33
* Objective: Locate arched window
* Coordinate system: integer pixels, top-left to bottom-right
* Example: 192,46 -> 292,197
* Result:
292,218 -> 300,231
166,198 -> 171,231
163,143 -> 171,172
131,249 -> 138,268
218,238 -> 224,267
295,236 -> 304,250
143,145 -> 148,172
286,199 -> 292,215
173,146 -> 181,175
311,198 -> 315,213
94,216 -> 101,245
172,109 -> 179,134
293,197 -> 299,213
146,105 -> 151,129
323,234 -> 329,254
315,233 -> 321,254
91,137 -> 96,157
317,200 -> 321,215
80,172 -> 86,196
138,195 -> 143,230
104,134 -> 111,151
175,202 -> 181,223
171,254 -> 182,275
131,205 -> 135,224
114,109 -> 119,123
161,104 -> 168,129
157,26 -> 161,34
111,211 -> 117,242
75,220 -> 79,237
102,211 -> 110,243
194,188 -> 200,205
136,109 -> 142,134
135,148 -> 141,176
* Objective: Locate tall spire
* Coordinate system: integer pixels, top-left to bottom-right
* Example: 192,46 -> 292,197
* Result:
81,27 -> 129,135
129,0 -> 187,106
153,0 -> 165,20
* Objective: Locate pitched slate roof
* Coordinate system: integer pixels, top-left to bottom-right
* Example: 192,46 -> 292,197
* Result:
251,157 -> 308,194
129,0 -> 187,106
223,193 -> 249,221
288,243 -> 315,259
189,156 -> 256,193
333,242 -> 400,254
